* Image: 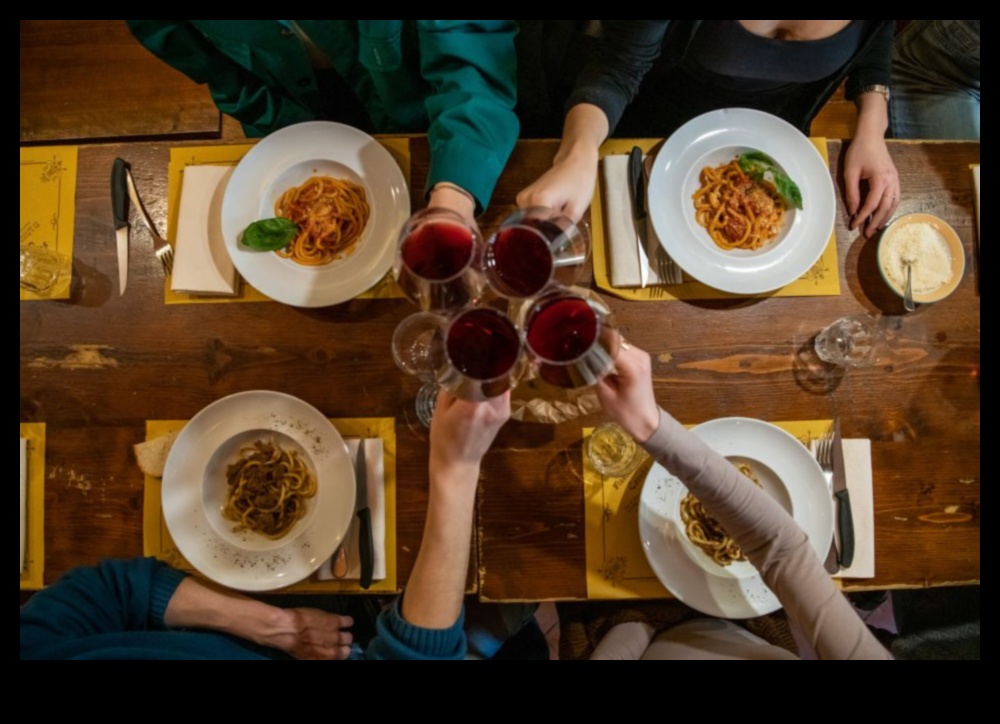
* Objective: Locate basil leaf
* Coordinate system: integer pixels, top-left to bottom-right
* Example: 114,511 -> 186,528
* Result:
241,218 -> 299,252
738,152 -> 804,210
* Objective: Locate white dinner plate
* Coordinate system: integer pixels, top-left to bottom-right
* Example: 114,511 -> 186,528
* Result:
639,418 -> 833,619
647,108 -> 836,295
162,391 -> 355,592
222,121 -> 410,308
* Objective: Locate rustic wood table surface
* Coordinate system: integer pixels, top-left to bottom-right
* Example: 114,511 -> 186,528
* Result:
19,138 -> 980,606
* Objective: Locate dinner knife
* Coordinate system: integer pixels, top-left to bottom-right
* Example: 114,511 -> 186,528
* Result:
832,420 -> 856,569
627,146 -> 651,289
111,158 -> 130,296
355,440 -> 375,590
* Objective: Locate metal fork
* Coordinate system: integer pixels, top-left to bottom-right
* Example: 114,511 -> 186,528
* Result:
642,156 -> 684,287
813,429 -> 840,574
125,168 -> 174,277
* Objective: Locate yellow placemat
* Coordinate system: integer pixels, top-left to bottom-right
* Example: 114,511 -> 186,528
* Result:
163,138 -> 411,304
592,138 -> 840,301
20,147 -> 78,301
585,419 -> 833,600
143,417 -> 398,594
20,423 -> 46,590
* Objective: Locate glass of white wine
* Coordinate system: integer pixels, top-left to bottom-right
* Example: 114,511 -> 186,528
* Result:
586,423 -> 647,477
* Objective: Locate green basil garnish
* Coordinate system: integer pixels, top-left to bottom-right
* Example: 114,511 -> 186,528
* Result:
241,218 -> 299,252
738,152 -> 804,210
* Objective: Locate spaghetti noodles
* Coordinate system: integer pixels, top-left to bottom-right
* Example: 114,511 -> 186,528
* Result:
223,440 -> 317,540
693,159 -> 786,251
680,463 -> 762,567
274,176 -> 370,266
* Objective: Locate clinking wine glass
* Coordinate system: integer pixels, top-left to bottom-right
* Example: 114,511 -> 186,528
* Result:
392,312 -> 447,428
394,208 -> 485,312
523,289 -> 620,389
484,206 -> 590,299
438,306 -> 524,402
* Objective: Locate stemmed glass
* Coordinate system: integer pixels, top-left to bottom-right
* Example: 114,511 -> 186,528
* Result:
394,208 -> 485,312
437,306 -> 524,401
484,207 -> 590,299
392,312 -> 447,428
522,289 -> 620,389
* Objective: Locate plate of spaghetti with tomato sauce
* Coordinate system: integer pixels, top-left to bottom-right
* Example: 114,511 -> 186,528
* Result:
648,109 -> 835,295
222,121 -> 409,307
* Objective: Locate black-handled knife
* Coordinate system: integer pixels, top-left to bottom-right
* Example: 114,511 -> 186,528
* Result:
355,440 -> 375,590
627,146 -> 651,288
831,420 -> 856,569
111,158 -> 130,297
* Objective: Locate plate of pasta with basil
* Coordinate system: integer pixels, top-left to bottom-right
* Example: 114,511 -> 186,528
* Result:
647,109 -> 835,295
222,121 -> 410,308
638,418 -> 832,619
161,391 -> 355,592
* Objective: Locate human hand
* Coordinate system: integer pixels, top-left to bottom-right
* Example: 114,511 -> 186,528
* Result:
596,343 -> 660,443
845,133 -> 901,239
260,609 -> 355,661
430,391 -> 511,482
428,183 -> 477,224
516,146 -> 599,223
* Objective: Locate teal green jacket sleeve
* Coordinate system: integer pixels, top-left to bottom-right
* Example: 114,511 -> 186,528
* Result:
364,598 -> 467,660
125,20 -> 315,137
416,20 -> 520,213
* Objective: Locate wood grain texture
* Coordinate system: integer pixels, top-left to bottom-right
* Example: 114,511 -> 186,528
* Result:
19,139 -> 979,606
20,21 -> 221,143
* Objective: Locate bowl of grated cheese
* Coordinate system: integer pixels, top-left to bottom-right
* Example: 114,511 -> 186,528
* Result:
878,213 -> 965,306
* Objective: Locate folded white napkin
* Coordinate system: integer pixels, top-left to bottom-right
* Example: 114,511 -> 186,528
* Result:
601,155 -> 666,288
20,439 -> 28,575
833,439 -> 875,580
171,165 -> 239,296
317,438 -> 386,583
972,165 -> 980,246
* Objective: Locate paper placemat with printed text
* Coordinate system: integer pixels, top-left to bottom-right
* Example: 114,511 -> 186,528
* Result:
584,419 -> 834,600
20,147 -> 78,301
163,138 -> 411,304
592,138 -> 841,302
20,423 -> 46,590
143,417 -> 397,594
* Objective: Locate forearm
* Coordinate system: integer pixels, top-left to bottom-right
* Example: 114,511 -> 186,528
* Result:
402,464 -> 478,630
554,104 -> 610,168
855,93 -> 890,142
164,578 -> 287,647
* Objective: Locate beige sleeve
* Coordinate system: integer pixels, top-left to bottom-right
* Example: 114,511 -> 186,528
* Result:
643,410 -> 892,661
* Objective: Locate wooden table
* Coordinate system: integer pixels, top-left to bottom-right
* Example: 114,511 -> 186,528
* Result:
19,138 -> 980,605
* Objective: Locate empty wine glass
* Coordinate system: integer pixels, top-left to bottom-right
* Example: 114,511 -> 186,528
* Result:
523,289 -> 620,389
484,206 -> 590,299
814,314 -> 884,368
394,208 -> 485,312
392,312 -> 447,427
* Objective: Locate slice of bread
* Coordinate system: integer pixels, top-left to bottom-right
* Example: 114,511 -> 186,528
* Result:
134,430 -> 179,478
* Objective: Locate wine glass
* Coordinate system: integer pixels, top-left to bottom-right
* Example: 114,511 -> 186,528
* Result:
394,208 -> 485,312
437,306 -> 524,401
392,312 -> 447,427
523,289 -> 620,389
484,206 -> 590,299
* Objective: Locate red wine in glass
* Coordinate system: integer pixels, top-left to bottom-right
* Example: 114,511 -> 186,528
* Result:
395,209 -> 484,312
525,291 -> 619,389
440,307 -> 523,400
485,208 -> 590,299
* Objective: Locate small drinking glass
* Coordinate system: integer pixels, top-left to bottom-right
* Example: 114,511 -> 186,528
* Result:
394,208 -> 485,312
814,314 -> 884,368
523,289 -> 620,389
437,306 -> 524,401
392,312 -> 447,428
484,207 -> 590,299
20,243 -> 66,296
587,423 -> 647,477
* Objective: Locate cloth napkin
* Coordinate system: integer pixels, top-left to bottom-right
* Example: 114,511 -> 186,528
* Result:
601,154 -> 667,288
832,439 -> 875,580
20,439 -> 28,575
317,438 -> 386,583
171,165 -> 239,296
972,165 -> 980,247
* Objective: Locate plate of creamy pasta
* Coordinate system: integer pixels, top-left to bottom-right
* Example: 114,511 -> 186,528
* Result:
647,109 -> 835,295
638,418 -> 832,619
222,121 -> 410,307
162,391 -> 355,592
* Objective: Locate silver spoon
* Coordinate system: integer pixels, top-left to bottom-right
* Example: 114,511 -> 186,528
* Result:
903,259 -> 916,313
